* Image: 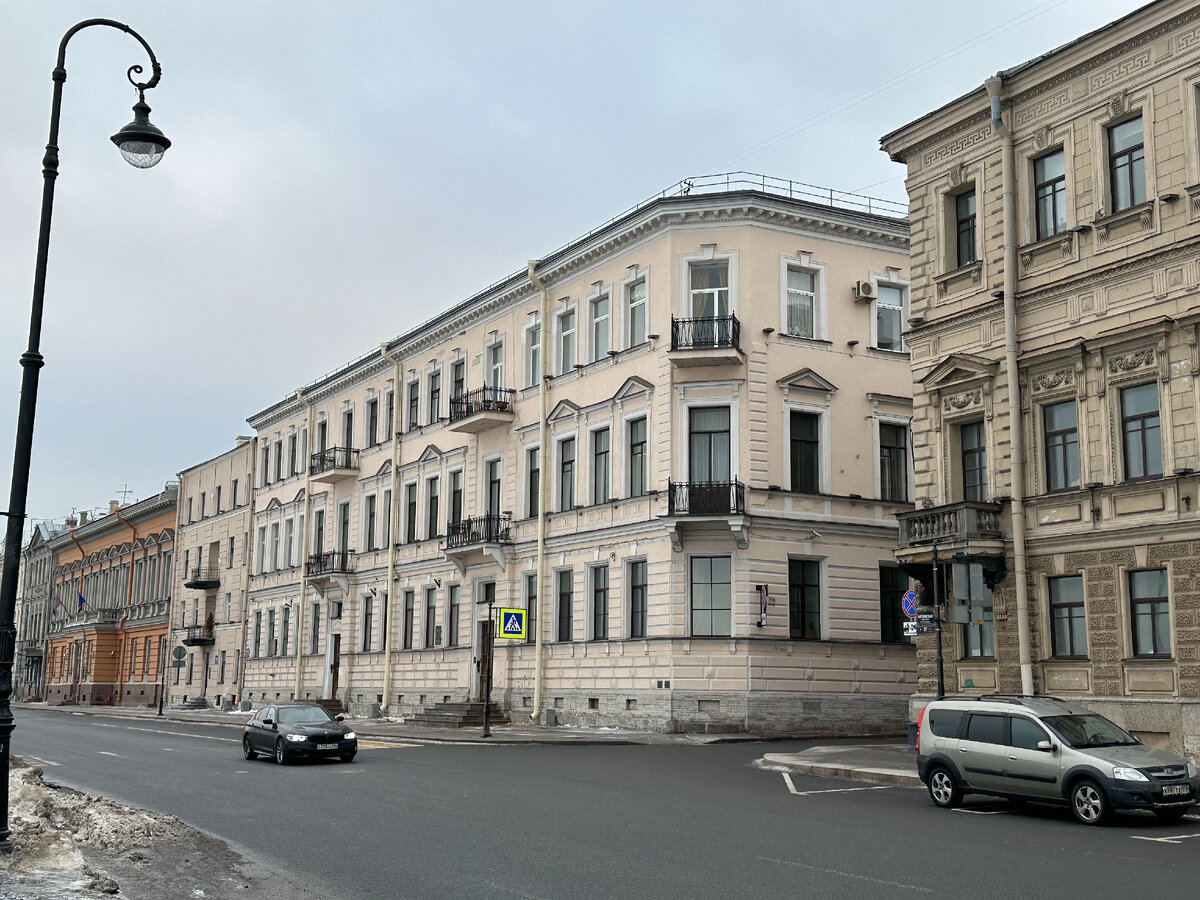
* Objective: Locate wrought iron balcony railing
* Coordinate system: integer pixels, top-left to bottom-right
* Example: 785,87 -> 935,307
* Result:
670,314 -> 741,351
896,501 -> 1003,547
448,386 -> 516,424
182,625 -> 215,646
309,446 -> 360,477
306,550 -> 356,577
667,479 -> 745,516
184,565 -> 220,589
445,514 -> 512,549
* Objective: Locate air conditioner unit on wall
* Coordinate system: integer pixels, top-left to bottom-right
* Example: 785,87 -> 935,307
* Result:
854,281 -> 877,301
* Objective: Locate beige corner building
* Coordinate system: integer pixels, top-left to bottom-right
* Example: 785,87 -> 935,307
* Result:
242,176 -> 916,733
881,0 -> 1200,758
168,438 -> 257,708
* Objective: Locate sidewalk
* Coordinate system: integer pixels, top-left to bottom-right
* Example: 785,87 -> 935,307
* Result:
761,742 -> 921,786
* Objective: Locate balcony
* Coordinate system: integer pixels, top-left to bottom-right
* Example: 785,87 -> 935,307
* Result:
47,607 -> 121,635
444,514 -> 512,572
895,500 -> 1006,566
306,549 -> 355,597
309,447 -> 360,483
447,386 -> 516,434
668,315 -> 744,367
664,479 -> 748,550
18,639 -> 43,659
184,565 -> 220,590
182,625 -> 215,647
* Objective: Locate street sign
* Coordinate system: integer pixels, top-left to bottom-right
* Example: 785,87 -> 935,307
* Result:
902,621 -> 918,637
902,590 -> 919,618
497,607 -> 527,640
172,646 -> 186,660
916,610 -> 938,635
172,659 -> 186,669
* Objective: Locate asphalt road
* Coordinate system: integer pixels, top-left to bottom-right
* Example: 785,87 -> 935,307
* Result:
11,708 -> 1200,899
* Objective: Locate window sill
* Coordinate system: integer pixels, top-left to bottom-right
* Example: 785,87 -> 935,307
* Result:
1123,655 -> 1174,663
777,334 -> 833,350
868,347 -> 910,360
1045,655 -> 1090,662
933,261 -> 982,298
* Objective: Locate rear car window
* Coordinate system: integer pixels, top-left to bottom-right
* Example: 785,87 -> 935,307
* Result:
928,708 -> 965,738
966,713 -> 1007,745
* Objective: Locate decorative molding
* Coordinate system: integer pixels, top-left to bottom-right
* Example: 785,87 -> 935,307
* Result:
922,125 -> 992,168
1032,369 -> 1074,392
1107,348 -> 1155,374
943,389 -> 982,411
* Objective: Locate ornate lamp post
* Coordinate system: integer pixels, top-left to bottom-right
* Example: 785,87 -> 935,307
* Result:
0,19 -> 171,853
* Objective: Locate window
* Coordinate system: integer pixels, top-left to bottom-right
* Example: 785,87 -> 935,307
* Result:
487,342 -> 504,389
955,189 -> 977,267
591,293 -> 610,360
280,607 -> 289,656
1109,117 -> 1145,213
879,422 -> 909,502
449,470 -> 463,526
689,407 -> 731,483
1043,401 -> 1079,492
525,323 -> 541,388
338,501 -> 350,554
385,391 -> 395,439
926,707 -> 963,740
341,409 -> 353,448
231,479 -> 238,507
526,447 -> 540,517
428,372 -> 441,425
426,477 -> 440,538
424,588 -> 436,647
592,428 -> 610,504
256,527 -> 266,575
966,714 -> 1006,745
788,558 -> 820,639
382,490 -> 391,545
407,381 -> 420,432
253,611 -> 262,657
559,438 -> 576,510
362,597 -> 373,652
1130,569 -> 1170,657
1010,717 -> 1050,751
227,536 -> 235,568
316,420 -> 327,454
955,561 -> 994,658
366,398 -> 379,447
485,459 -> 501,516
187,497 -> 193,523
451,360 -> 465,399
691,556 -> 732,637
591,566 -> 609,640
628,418 -> 647,498
447,585 -> 460,647
313,508 -> 325,553
199,492 -> 207,519
961,421 -> 987,501
626,280 -> 647,347
629,560 -> 647,638
1049,575 -> 1086,658
524,573 -> 538,644
284,518 -> 295,567
405,483 -> 417,543
1034,149 -> 1067,240
557,570 -> 573,642
876,285 -> 905,352
403,591 -> 415,650
365,495 -> 377,551
785,268 -> 816,338
558,309 -> 576,374
273,441 -> 283,482
879,566 -> 908,643
310,603 -> 320,654
689,261 -> 729,319
1121,383 -> 1161,480
789,411 -> 819,493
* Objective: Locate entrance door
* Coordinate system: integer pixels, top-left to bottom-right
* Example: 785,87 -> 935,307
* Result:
474,618 -> 493,701
329,633 -> 341,699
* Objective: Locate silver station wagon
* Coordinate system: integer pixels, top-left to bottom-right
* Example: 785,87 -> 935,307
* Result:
916,695 -> 1199,825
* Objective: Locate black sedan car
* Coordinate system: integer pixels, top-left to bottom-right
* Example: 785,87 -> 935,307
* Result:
242,704 -> 358,764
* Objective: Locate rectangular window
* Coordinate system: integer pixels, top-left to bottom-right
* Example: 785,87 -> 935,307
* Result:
691,556 -> 732,637
447,585 -> 460,647
270,524 -> 280,571
1049,575 -> 1086,658
199,492 -> 207,519
403,591 -> 415,650
689,261 -> 729,319
426,477 -> 440,538
790,411 -> 820,493
629,560 -> 647,639
385,391 -> 395,439
366,398 -> 379,447
215,484 -> 222,513
341,409 -> 353,448
961,421 -> 987,502
405,483 -> 418,543
1121,383 -> 1161,480
365,495 -> 377,551
280,606 -> 289,656
527,447 -> 540,517
187,497 -> 193,523
284,518 -> 295,567
231,478 -> 238,507
362,597 -> 373,652
1109,116 -> 1145,213
526,324 -> 541,388
485,459 -> 502,516
557,570 -> 573,642
955,562 -> 994,658
525,573 -> 538,644
338,501 -> 350,554
628,417 -> 647,498
313,508 -> 325,553
879,423 -> 909,502
407,382 -> 420,432
559,438 -> 576,510
428,372 -> 441,425
591,293 -> 610,360
424,588 -> 437,647
1043,401 -> 1080,492
449,470 -> 463,526
287,434 -> 298,477
273,442 -> 283,482
316,420 -> 327,454
310,603 -> 320,654
879,566 -> 908,643
689,407 -> 731,483
382,490 -> 391,545
627,280 -> 647,347
1130,569 -> 1170,657
256,527 -> 266,575
451,360 -> 465,399
955,189 -> 977,267
487,342 -> 504,390
788,558 -> 821,639
592,428 -> 610,504
785,268 -> 816,338
876,284 -> 904,352
253,611 -> 262,657
1034,149 -> 1067,240
558,310 -> 576,374
592,566 -> 609,640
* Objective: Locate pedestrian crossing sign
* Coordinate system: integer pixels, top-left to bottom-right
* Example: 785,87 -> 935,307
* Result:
498,607 -> 527,640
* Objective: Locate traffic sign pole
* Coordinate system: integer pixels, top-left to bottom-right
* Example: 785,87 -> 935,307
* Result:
482,598 -> 494,739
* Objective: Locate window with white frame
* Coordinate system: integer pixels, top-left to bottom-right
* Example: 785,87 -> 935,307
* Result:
1033,149 -> 1067,240
407,381 -> 420,432
559,437 -> 576,510
487,341 -> 504,390
557,309 -> 576,374
626,279 -> 647,347
284,518 -> 295,567
485,458 -> 501,516
688,261 -> 729,319
426,476 -> 440,538
785,267 -> 817,338
524,321 -> 541,388
591,565 -> 609,640
526,446 -> 540,517
427,371 -> 441,424
875,284 -> 906,352
592,427 -> 610,504
628,417 -> 647,498
365,494 -> 377,551
451,360 -> 466,399
1108,116 -> 1145,213
878,421 -> 909,502
591,292 -> 610,360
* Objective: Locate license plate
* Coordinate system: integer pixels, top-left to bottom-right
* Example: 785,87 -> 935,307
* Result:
1162,784 -> 1191,797
317,743 -> 338,751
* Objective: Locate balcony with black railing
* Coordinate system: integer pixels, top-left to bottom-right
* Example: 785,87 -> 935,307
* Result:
184,565 -> 220,590
448,386 -> 517,434
309,447 -> 360,482
306,549 -> 356,578
668,314 -> 744,367
668,479 -> 746,516
182,625 -> 215,646
446,514 -> 512,549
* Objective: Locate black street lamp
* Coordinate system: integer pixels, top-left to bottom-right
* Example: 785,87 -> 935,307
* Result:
0,19 -> 170,853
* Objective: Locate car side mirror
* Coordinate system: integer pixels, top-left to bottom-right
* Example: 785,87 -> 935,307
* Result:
263,718 -> 274,726
1037,740 -> 1054,753
336,715 -> 345,722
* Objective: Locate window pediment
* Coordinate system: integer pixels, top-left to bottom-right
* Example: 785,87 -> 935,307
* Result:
416,445 -> 444,464
920,353 -> 999,389
613,376 -> 654,401
777,368 -> 838,394
549,399 -> 582,421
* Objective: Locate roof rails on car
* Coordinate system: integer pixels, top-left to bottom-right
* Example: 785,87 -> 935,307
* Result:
975,694 -> 1067,705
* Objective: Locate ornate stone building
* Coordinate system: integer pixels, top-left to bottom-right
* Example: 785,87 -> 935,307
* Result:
881,0 -> 1200,758
15,523 -> 63,700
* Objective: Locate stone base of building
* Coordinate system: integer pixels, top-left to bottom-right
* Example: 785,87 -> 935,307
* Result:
44,681 -> 160,707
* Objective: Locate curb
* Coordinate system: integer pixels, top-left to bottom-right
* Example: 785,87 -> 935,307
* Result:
761,753 -> 922,787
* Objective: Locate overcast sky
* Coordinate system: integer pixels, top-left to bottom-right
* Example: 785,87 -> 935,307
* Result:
1,0 -> 1148,535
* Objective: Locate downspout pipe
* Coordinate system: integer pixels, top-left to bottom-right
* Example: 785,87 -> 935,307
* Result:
527,260 -> 549,722
380,344 -> 403,715
986,74 -> 1034,696
113,507 -> 138,704
294,389 -> 316,703
67,528 -> 87,701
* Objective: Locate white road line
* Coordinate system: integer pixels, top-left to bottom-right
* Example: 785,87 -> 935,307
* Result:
953,808 -> 1006,815
781,772 -> 891,796
161,748 -> 177,752
759,856 -> 933,893
1130,832 -> 1200,845
121,725 -> 236,743
97,751 -> 120,758
235,770 -> 249,774
95,723 -> 118,728
783,773 -> 799,794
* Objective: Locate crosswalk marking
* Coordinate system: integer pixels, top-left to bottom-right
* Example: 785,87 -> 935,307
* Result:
358,740 -> 418,750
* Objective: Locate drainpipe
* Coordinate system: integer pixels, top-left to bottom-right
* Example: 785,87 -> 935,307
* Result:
527,260 -> 550,722
986,75 -> 1034,696
380,344 -> 403,715
237,440 -> 258,705
67,528 -> 87,702
294,389 -> 316,702
113,507 -> 138,704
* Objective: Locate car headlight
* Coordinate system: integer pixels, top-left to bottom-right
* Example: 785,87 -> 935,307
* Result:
1189,762 -> 1198,779
285,733 -> 308,742
343,732 -> 356,741
1113,766 -> 1148,782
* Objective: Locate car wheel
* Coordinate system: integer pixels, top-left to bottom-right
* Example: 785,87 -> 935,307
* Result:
242,737 -> 257,761
1070,779 -> 1110,825
340,752 -> 356,763
1154,807 -> 1188,823
927,766 -> 961,809
274,739 -> 289,766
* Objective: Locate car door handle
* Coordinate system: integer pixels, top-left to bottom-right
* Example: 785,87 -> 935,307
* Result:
1008,755 -> 1018,760
959,747 -> 968,752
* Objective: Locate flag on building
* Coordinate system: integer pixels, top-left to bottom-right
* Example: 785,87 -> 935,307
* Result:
78,592 -> 87,611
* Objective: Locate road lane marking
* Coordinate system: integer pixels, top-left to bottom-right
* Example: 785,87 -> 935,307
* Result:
1130,832 -> 1200,844
97,751 -> 120,757
121,725 -> 236,743
953,808 -> 1006,815
759,857 -> 932,893
781,773 -> 891,796
359,740 -> 417,750
161,748 -> 177,752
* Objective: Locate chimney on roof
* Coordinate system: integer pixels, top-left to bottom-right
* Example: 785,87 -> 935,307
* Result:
78,511 -> 89,526
109,500 -> 119,515
65,516 -> 77,528
236,435 -> 253,446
